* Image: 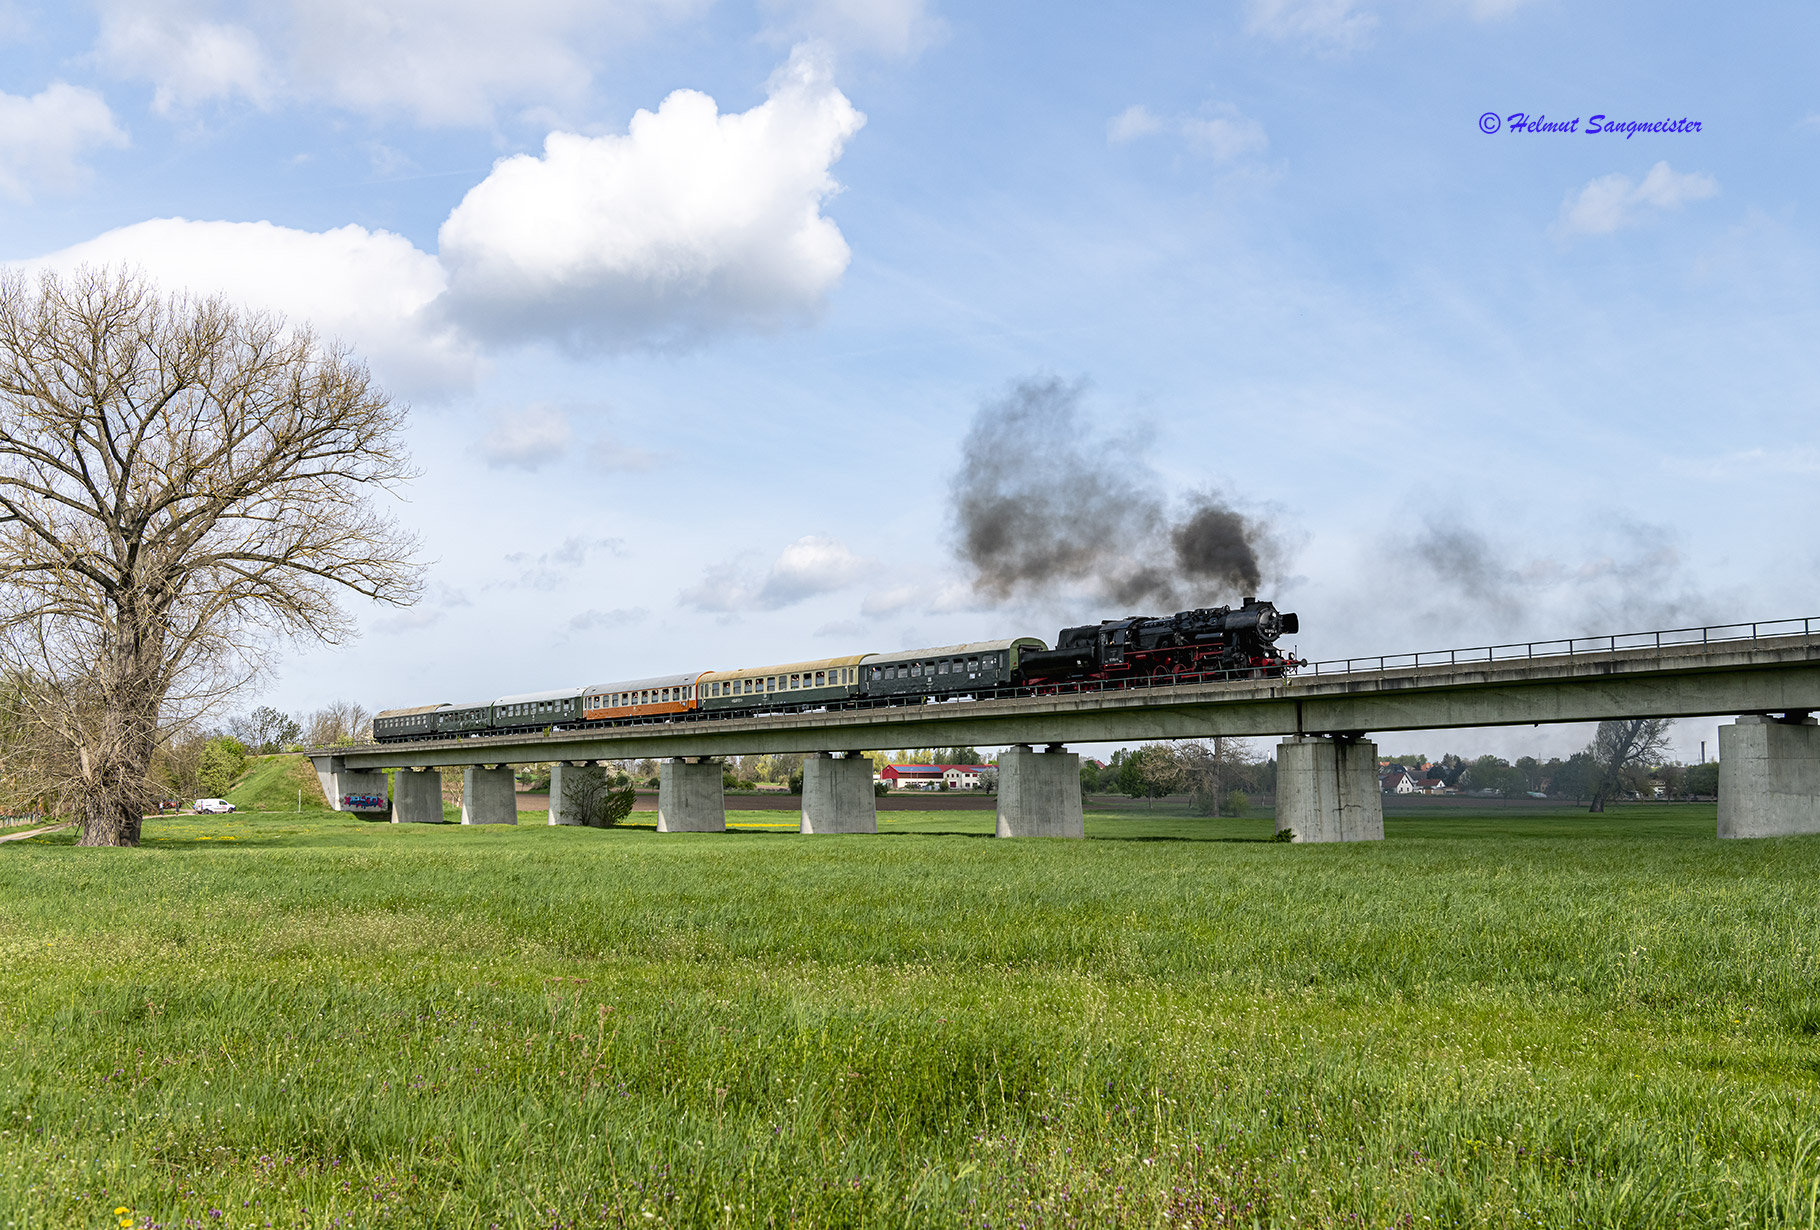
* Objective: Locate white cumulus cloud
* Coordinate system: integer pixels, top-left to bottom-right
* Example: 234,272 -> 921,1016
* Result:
0,83 -> 128,202
23,218 -> 476,398
436,44 -> 864,352
92,0 -> 706,126
681,535 -> 871,614
1557,162 -> 1719,236
1245,0 -> 1376,54
17,48 -> 864,386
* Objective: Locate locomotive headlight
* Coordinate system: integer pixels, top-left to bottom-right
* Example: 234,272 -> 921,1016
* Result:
1257,607 -> 1280,640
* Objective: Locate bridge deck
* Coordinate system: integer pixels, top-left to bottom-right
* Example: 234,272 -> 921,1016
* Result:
321,630 -> 1820,769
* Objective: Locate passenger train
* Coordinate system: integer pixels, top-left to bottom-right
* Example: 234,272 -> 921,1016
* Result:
372,598 -> 1299,743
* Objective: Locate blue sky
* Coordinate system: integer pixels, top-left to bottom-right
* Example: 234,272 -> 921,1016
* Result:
3,0 -> 1814,762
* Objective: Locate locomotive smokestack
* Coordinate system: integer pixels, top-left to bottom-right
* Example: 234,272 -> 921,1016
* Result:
949,376 -> 1272,609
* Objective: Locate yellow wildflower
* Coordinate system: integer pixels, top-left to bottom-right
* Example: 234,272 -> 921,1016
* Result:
114,1209 -> 130,1217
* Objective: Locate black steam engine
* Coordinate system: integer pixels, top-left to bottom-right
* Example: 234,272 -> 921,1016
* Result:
1015,597 -> 1299,685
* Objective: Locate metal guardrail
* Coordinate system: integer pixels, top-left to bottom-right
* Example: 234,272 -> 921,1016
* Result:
1299,616 -> 1819,678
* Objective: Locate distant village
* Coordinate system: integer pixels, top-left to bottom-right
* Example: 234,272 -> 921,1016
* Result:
1376,752 -> 1718,801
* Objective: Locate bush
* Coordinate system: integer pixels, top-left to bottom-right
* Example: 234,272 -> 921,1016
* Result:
197,736 -> 250,799
787,770 -> 804,795
589,786 -> 636,828
1224,791 -> 1250,817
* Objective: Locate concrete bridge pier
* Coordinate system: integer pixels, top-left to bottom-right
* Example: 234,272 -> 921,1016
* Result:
1275,734 -> 1383,843
801,752 -> 877,834
393,767 -> 443,823
1718,714 -> 1820,838
996,743 -> 1084,838
461,765 -> 518,825
657,758 -> 725,833
549,762 -> 606,826
310,756 -> 390,815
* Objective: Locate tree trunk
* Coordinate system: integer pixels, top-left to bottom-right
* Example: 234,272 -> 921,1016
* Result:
78,792 -> 143,846
75,603 -> 162,847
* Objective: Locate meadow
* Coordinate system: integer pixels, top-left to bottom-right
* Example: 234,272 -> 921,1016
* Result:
2,799 -> 1818,1229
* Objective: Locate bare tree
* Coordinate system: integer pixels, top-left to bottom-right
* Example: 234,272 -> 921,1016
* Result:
227,703 -> 304,753
305,700 -> 373,747
1167,737 -> 1261,817
1586,718 -> 1675,813
0,269 -> 421,846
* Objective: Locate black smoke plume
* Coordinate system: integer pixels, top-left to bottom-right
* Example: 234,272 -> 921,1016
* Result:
950,376 -> 1268,610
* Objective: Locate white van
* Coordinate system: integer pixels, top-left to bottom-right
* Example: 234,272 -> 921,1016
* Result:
193,798 -> 236,814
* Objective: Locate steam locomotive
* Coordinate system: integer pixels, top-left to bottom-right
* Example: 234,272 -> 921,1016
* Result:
372,598 -> 1298,743
1016,599 -> 1298,684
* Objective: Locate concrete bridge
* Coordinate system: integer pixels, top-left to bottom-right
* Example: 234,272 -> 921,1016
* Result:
312,618 -> 1820,842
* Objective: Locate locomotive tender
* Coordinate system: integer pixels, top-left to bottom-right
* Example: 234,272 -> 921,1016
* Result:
372,598 -> 1298,743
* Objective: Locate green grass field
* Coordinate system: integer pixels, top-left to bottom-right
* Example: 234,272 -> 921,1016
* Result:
3,802 -> 1818,1228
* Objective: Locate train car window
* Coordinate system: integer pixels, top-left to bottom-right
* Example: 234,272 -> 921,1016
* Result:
766,677 -> 776,691
816,670 -> 826,685
789,673 -> 799,688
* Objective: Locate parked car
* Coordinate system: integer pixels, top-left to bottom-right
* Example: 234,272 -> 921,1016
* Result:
193,798 -> 236,814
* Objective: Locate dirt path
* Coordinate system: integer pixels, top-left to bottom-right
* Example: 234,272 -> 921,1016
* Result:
0,821 -> 76,843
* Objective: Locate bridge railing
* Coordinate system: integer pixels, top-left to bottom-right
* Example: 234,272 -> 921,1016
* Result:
1299,616 -> 1818,678
360,616 -> 1820,750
